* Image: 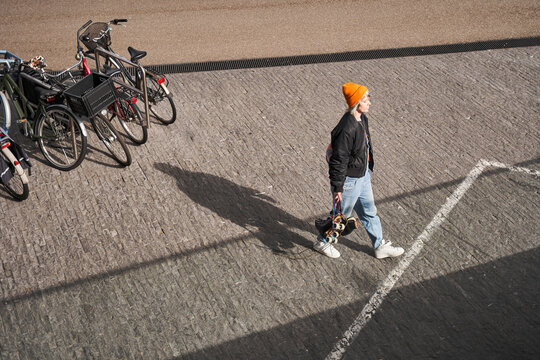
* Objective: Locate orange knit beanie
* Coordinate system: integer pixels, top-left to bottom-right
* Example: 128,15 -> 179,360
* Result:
342,82 -> 368,108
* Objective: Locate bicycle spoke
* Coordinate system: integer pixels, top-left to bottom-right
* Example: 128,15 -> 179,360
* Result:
37,107 -> 87,171
146,77 -> 176,124
46,115 -> 73,164
115,99 -> 147,144
92,114 -> 131,166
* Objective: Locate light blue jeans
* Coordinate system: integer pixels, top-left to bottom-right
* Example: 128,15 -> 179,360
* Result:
331,168 -> 383,249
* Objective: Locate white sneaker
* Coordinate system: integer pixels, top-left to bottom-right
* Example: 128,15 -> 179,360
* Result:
313,239 -> 341,258
374,240 -> 404,259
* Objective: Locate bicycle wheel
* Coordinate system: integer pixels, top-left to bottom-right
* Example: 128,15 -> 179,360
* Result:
146,76 -> 176,125
36,105 -> 87,171
91,114 -> 131,166
113,97 -> 148,145
0,91 -> 11,131
0,147 -> 29,201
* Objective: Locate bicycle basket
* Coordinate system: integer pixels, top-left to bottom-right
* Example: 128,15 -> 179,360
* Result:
0,50 -> 23,75
80,22 -> 111,52
64,73 -> 117,117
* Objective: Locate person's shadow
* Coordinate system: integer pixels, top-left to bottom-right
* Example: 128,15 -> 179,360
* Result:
154,163 -> 315,253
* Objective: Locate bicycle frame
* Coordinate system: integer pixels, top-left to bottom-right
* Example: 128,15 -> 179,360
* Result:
49,26 -> 145,134
94,46 -> 150,127
75,20 -> 172,128
66,53 -> 144,125
1,68 -> 88,143
0,72 -> 37,137
1,51 -> 70,140
46,56 -> 91,85
1,51 -> 90,171
106,55 -> 170,97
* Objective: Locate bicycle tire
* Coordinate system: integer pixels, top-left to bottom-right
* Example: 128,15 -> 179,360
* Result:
36,105 -> 87,171
147,76 -> 176,125
104,70 -> 148,145
91,114 -> 131,166
0,147 -> 29,201
0,91 -> 12,131
114,98 -> 148,145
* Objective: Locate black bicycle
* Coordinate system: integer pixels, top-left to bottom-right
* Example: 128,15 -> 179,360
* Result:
57,21 -> 148,147
0,51 -> 87,171
80,19 -> 177,125
38,53 -> 132,167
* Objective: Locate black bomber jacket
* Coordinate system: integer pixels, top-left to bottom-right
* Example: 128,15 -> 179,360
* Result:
328,112 -> 374,193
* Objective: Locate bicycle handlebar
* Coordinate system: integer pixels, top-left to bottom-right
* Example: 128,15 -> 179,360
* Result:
77,20 -> 93,53
75,18 -> 129,58
111,19 -> 128,25
79,20 -> 92,33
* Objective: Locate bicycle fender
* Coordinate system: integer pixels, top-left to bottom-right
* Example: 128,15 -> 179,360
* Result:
0,91 -> 11,130
159,83 -> 170,96
1,147 -> 29,184
45,104 -> 88,137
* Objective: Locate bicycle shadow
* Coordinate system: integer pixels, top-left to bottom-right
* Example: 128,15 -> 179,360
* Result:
7,124 -> 127,169
85,142 -> 128,169
0,188 -> 18,201
81,120 -> 133,168
154,163 -> 314,252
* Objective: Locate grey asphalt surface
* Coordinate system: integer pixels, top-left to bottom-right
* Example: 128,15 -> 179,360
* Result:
1,1 -> 539,359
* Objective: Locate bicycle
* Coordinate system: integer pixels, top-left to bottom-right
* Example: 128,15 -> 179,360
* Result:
37,55 -> 132,167
81,19 -> 177,125
0,127 -> 30,200
0,51 -> 87,171
59,21 -> 148,146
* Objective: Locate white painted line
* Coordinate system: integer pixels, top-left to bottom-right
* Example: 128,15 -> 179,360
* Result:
485,160 -> 540,177
326,158 -> 528,359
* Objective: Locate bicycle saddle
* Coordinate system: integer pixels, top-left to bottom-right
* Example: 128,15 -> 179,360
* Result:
127,47 -> 147,62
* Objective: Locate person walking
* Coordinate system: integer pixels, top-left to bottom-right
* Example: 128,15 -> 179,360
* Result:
314,82 -> 405,259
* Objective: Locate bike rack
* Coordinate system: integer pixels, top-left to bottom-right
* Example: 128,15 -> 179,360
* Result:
92,46 -> 151,128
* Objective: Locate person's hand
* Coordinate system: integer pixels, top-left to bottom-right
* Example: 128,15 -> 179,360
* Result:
333,192 -> 342,203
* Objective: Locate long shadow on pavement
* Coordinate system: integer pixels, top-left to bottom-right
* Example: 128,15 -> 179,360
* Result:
3,157 -> 538,303
154,162 -> 313,252
174,247 -> 540,360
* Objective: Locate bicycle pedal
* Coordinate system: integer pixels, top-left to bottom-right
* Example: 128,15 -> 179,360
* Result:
17,119 -> 27,124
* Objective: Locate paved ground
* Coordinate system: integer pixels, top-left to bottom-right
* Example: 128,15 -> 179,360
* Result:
1,1 -> 540,359
1,0 -> 539,69
1,42 -> 539,358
